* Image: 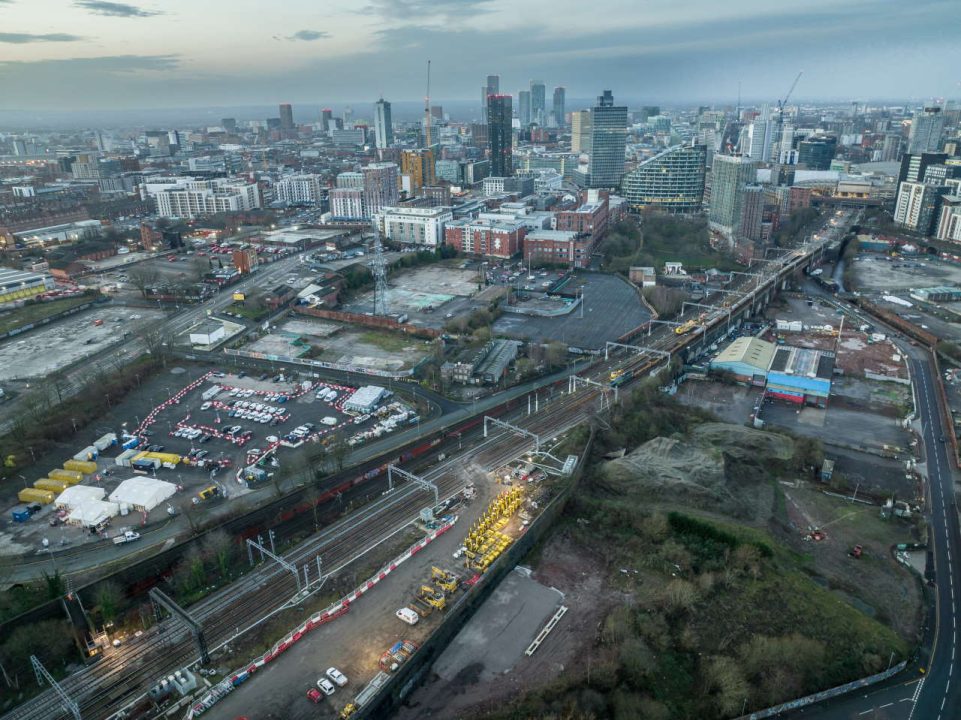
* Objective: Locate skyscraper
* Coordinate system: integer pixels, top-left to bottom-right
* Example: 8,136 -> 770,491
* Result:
621,143 -> 706,213
482,74 -> 500,123
708,154 -> 757,237
518,91 -> 532,126
746,105 -> 773,162
552,87 -> 566,128
587,90 -> 628,188
487,94 -> 513,177
321,108 -> 333,134
571,110 -> 592,154
279,103 -> 294,131
530,81 -> 546,125
908,107 -> 945,154
797,136 -> 837,170
374,98 -> 393,149
362,162 -> 399,216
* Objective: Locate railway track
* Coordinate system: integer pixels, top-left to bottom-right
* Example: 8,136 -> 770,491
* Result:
6,243 -> 828,720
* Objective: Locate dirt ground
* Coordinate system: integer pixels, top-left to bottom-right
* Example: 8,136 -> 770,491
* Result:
394,533 -> 612,720
773,485 -> 923,642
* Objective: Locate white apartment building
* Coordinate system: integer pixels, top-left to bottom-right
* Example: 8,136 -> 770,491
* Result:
330,188 -> 365,219
335,171 -> 365,189
936,196 -> 961,242
374,206 -> 453,247
147,177 -> 261,218
274,174 -> 323,205
893,181 -> 935,231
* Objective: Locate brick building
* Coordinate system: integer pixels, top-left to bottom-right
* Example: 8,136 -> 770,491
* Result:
444,218 -> 526,259
523,230 -> 593,268
553,189 -> 609,243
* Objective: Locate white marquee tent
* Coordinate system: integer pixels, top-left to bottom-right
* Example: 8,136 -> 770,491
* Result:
108,477 -> 177,512
55,485 -> 106,511
67,499 -> 120,528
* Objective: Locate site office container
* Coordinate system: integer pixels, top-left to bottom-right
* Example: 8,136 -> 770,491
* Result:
49,469 -> 83,484
140,452 -> 183,466
18,488 -> 54,505
73,446 -> 99,461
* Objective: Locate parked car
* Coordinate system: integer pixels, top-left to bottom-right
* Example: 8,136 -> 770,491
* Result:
306,688 -> 323,704
326,668 -> 348,687
316,677 -> 336,695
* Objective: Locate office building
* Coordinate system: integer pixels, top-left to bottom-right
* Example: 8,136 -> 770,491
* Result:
445,218 -> 526,258
746,105 -> 773,162
274,174 -> 323,205
554,189 -> 609,242
587,90 -> 628,188
518,91 -> 531,127
899,152 -> 949,185
487,94 -> 513,177
362,162 -> 399,216
552,87 -> 566,128
524,230 -> 592,268
530,81 -> 546,126
908,107 -> 945,154
401,149 -> 436,194
221,117 -> 237,132
621,143 -> 707,213
572,110 -> 592,154
279,103 -> 294,131
708,154 -> 756,237
797,136 -> 837,170
330,128 -> 366,146
374,98 -> 393,149
435,159 -> 462,184
375,206 -> 452,247
321,108 -> 333,134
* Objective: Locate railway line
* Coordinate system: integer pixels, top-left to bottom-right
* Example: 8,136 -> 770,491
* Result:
4,239 -> 831,720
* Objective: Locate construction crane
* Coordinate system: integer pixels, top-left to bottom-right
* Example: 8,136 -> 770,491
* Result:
774,71 -> 803,159
424,59 -> 432,148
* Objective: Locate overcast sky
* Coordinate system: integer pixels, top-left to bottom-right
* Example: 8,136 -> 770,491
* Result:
0,0 -> 958,112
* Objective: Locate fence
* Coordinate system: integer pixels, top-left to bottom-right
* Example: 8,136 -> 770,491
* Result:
223,347 -> 417,380
736,661 -> 907,719
356,430 -> 593,718
293,305 -> 441,339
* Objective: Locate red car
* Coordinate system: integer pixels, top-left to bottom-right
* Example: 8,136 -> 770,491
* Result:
307,688 -> 323,703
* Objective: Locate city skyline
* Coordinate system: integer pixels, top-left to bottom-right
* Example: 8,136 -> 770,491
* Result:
0,0 -> 958,110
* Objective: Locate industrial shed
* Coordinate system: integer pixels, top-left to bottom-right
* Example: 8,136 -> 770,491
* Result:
709,337 -> 776,385
55,485 -> 106,511
108,477 -> 177,512
344,385 -> 387,413
766,346 -> 835,407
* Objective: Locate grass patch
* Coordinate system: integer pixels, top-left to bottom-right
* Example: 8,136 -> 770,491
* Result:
228,302 -> 269,321
359,331 -> 414,353
0,295 -> 96,335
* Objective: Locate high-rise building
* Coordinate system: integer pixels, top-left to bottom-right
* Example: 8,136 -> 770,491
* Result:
737,185 -> 765,241
273,174 -> 323,205
430,105 -> 444,120
221,117 -> 237,132
797,137 -> 837,170
530,80 -> 546,126
321,108 -> 333,134
374,98 -> 393,149
362,162 -> 399,216
899,152 -> 949,185
620,144 -> 707,214
746,105 -> 773,162
552,87 -> 566,128
894,181 -> 941,234
908,107 -> 945,154
708,154 -> 757,237
571,110 -> 592,154
518,91 -> 531,127
401,149 -> 436,194
279,103 -> 294,131
487,94 -> 513,177
482,74 -> 499,123
329,188 -> 365,219
587,90 -> 628,188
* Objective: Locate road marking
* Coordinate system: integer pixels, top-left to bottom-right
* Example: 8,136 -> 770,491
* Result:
880,702 -> 893,709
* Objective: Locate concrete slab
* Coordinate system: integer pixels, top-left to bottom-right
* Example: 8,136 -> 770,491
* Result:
433,567 -> 563,682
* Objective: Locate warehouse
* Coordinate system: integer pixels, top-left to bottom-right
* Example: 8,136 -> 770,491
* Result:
344,385 -> 387,413
709,337 -> 776,385
766,346 -> 835,407
909,286 -> 961,303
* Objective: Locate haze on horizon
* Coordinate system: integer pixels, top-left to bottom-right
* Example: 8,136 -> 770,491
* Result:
0,0 -> 958,112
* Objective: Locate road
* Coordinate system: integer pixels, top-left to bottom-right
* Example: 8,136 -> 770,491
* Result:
783,293 -> 961,720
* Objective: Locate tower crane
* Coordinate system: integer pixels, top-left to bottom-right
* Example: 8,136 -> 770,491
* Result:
424,59 -> 432,148
774,70 -> 803,160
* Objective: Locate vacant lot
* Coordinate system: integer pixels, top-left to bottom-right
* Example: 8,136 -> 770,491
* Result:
0,295 -> 95,335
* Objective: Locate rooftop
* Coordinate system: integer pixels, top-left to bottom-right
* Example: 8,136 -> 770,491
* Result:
714,337 -> 776,371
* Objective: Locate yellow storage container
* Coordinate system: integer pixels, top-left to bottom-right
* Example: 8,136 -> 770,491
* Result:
64,460 -> 98,475
35,478 -> 68,493
142,452 -> 182,466
49,469 -> 83,484
18,488 -> 55,505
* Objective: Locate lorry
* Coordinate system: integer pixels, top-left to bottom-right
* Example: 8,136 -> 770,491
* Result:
113,530 -> 141,545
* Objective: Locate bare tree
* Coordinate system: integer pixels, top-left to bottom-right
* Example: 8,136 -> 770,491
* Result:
128,266 -> 160,298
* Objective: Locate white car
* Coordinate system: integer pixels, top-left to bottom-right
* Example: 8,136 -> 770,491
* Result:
396,607 -> 420,625
200,402 -> 211,411
325,667 -> 348,687
316,677 -> 336,695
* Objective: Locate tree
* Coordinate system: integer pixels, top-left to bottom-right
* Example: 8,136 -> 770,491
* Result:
128,266 -> 160,298
545,341 -> 568,369
329,433 -> 349,472
94,580 -> 124,624
201,529 -> 234,580
0,619 -> 76,680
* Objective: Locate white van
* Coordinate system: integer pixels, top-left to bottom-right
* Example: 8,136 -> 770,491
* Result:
396,607 -> 419,625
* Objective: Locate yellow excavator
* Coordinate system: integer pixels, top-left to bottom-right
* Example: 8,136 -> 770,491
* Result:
431,566 -> 460,594
416,585 -> 446,611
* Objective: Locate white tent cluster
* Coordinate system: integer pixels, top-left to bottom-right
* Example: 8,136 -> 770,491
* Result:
108,477 -> 177,512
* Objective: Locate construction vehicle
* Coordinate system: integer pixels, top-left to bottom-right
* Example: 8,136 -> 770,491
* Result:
431,567 -> 460,595
378,640 -> 418,672
340,703 -> 358,719
415,585 -> 446,612
196,485 -> 220,502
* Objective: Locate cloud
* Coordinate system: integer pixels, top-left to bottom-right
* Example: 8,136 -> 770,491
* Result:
0,32 -> 84,43
360,0 -> 494,20
73,1 -> 160,17
285,29 -> 330,41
